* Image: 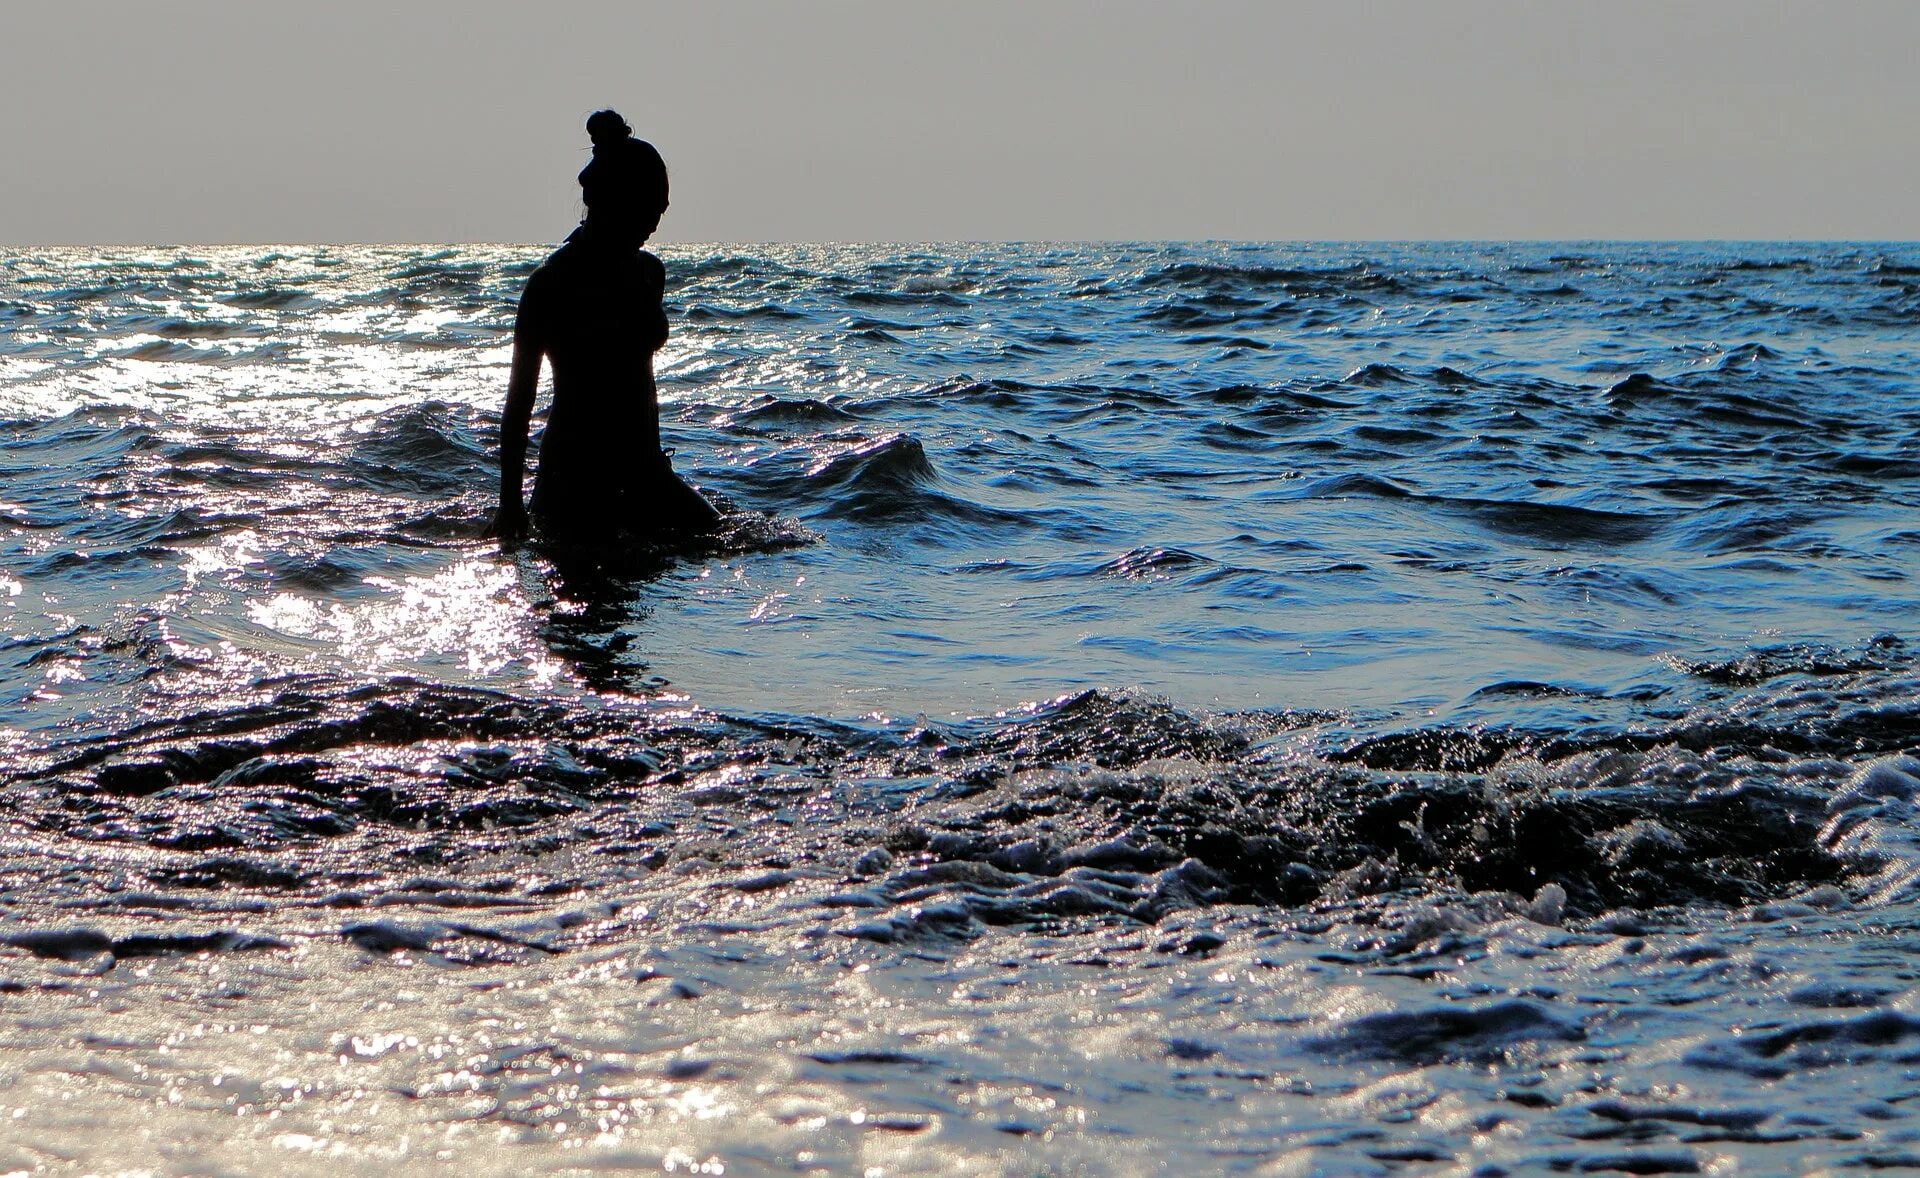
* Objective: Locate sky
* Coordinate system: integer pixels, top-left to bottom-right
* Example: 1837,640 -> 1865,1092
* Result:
3,0 -> 1916,244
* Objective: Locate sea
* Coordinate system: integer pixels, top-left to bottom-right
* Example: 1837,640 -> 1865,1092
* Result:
1,241 -> 1917,1175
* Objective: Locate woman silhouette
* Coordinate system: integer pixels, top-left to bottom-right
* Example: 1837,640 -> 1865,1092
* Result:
487,110 -> 719,545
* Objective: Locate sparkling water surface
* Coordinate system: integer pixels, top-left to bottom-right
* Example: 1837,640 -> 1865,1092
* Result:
1,242 -> 1917,1174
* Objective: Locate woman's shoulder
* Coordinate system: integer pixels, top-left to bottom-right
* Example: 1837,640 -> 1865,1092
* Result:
523,238 -> 590,297
525,245 -> 565,283
539,235 -> 588,271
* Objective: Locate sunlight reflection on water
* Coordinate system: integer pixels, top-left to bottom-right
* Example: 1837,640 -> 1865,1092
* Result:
247,559 -> 566,684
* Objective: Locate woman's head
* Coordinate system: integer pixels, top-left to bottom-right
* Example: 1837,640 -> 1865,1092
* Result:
585,109 -> 630,149
578,108 -> 668,241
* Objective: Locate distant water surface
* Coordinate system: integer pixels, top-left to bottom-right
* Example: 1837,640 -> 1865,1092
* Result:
1,242 -> 1918,1174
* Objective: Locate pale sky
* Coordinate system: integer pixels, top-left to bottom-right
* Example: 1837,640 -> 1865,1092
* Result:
4,0 -> 1915,244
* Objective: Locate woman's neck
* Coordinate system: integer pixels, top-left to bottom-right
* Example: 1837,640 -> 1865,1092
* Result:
576,217 -> 644,251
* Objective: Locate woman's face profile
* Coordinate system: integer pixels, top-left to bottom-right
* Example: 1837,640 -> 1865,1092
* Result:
635,207 -> 663,245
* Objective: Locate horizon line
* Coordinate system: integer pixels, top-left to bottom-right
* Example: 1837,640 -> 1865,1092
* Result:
6,237 -> 1919,250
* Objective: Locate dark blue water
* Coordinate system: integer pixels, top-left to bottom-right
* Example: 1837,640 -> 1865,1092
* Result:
2,242 -> 1918,1173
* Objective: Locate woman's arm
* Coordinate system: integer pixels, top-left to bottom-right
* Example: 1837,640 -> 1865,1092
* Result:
638,251 -> 669,458
640,250 -> 668,350
485,283 -> 544,543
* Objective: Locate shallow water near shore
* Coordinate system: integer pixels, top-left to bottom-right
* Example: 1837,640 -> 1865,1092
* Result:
2,241 -> 1918,1173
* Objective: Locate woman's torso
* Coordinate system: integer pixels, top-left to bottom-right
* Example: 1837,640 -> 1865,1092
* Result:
525,236 -> 670,513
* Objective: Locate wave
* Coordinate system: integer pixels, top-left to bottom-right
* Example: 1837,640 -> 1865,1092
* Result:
681,301 -> 809,322
1444,496 -> 1664,547
1295,473 -> 1416,499
734,432 -> 1034,531
109,339 -> 233,363
800,432 -> 935,491
1674,503 -> 1836,554
842,288 -> 969,308
1340,362 -> 1416,387
1094,546 -> 1213,579
342,403 -> 491,495
1144,260 -> 1404,295
10,660 -> 1917,932
714,396 -> 860,430
1350,424 -> 1441,446
221,287 -> 320,310
1667,637 -> 1906,685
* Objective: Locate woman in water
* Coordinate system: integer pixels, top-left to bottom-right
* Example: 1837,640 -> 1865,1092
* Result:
487,110 -> 719,545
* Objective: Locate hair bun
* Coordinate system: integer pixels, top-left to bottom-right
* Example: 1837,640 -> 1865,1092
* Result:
586,109 -> 632,149
577,110 -> 668,216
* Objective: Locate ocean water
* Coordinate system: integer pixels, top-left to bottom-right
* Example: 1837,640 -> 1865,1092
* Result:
1,240 -> 1917,1174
